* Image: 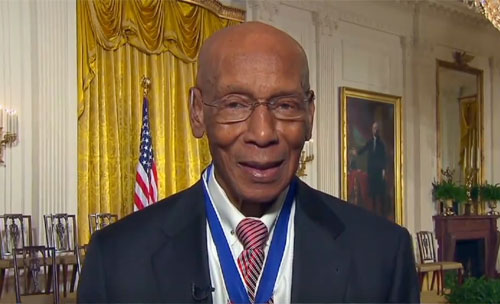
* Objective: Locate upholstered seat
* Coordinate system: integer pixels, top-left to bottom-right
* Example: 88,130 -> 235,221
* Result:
439,261 -> 464,270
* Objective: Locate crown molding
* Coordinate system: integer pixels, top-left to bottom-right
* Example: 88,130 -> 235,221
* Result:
313,10 -> 339,37
247,0 -> 279,22
316,1 -> 413,37
419,0 -> 494,28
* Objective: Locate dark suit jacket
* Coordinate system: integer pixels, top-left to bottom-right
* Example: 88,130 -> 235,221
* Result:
358,135 -> 387,178
77,180 -> 419,303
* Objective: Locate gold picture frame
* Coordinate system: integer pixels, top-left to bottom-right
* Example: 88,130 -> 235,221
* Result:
341,87 -> 403,225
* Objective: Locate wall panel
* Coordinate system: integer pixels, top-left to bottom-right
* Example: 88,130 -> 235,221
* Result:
0,0 -> 77,245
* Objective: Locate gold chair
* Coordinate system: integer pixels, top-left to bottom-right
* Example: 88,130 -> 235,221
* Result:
88,213 -> 117,236
416,263 -> 441,293
416,231 -> 463,295
43,214 -> 78,297
0,214 -> 32,298
13,246 -> 59,304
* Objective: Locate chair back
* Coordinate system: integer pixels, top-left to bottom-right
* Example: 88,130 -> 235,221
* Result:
43,214 -> 77,254
88,213 -> 117,235
13,246 -> 59,304
75,244 -> 88,276
0,214 -> 32,258
416,231 -> 438,263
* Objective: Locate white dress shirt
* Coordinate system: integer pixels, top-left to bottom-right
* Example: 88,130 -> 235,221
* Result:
204,168 -> 295,303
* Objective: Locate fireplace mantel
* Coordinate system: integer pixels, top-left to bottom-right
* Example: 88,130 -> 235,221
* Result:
433,215 -> 499,278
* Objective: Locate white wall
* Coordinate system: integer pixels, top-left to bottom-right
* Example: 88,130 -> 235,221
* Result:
0,0 -> 77,244
247,0 -> 500,236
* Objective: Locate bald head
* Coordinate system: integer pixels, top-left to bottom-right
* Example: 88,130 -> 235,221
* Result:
196,22 -> 310,97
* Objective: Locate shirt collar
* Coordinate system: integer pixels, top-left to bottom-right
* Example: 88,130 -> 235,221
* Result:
204,166 -> 287,244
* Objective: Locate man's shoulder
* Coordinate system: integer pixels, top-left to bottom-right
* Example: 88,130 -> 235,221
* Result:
299,182 -> 407,237
90,180 -> 204,246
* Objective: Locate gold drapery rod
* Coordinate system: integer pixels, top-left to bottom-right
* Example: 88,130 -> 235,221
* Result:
180,0 -> 245,22
141,76 -> 152,98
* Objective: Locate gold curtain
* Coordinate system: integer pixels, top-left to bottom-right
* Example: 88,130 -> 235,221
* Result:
459,96 -> 478,182
78,0 -> 243,243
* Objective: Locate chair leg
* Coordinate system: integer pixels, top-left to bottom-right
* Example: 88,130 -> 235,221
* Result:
418,272 -> 425,291
431,271 -> 441,295
0,268 -> 5,298
63,264 -> 68,297
28,269 -> 34,293
46,266 -> 53,292
429,271 -> 435,293
439,269 -> 445,295
70,264 -> 78,293
4,269 -> 9,295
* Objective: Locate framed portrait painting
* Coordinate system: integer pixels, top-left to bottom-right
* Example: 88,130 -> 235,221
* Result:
340,87 -> 403,225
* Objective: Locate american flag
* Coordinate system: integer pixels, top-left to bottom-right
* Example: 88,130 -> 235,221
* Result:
134,97 -> 158,210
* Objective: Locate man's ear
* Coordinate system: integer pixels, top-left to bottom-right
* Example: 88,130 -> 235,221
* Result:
305,96 -> 315,141
189,87 -> 205,138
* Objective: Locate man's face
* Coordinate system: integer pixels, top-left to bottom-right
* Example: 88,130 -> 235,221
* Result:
372,122 -> 379,137
194,47 -> 314,205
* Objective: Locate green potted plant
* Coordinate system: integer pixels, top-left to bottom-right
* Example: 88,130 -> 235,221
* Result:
432,180 -> 463,216
470,184 -> 480,201
454,185 -> 468,203
445,275 -> 500,303
481,183 -> 500,215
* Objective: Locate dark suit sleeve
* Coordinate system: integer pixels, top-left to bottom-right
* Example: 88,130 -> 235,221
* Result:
77,231 -> 108,303
357,140 -> 370,155
387,229 -> 420,303
380,141 -> 386,169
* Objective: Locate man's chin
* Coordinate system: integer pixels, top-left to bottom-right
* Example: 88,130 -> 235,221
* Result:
239,186 -> 286,205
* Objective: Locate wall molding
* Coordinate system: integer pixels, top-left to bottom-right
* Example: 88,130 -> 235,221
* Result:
248,0 -> 279,22
313,10 -> 339,37
420,0 -> 497,30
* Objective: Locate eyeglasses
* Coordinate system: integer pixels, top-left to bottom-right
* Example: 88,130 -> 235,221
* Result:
203,91 -> 314,124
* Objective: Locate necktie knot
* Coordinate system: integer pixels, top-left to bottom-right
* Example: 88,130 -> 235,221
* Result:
236,218 -> 269,250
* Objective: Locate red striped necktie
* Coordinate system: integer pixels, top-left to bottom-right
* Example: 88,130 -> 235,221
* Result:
236,218 -> 273,304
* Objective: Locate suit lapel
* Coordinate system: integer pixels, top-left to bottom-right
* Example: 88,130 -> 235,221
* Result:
148,179 -> 351,303
291,181 -> 351,303
151,181 -> 213,303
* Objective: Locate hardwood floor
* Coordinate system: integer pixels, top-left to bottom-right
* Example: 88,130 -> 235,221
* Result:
421,290 -> 446,303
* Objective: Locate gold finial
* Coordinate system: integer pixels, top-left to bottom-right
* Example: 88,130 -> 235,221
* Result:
141,76 -> 151,97
465,168 -> 478,187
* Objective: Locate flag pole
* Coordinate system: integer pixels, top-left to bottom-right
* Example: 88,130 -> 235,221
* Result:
134,75 -> 158,211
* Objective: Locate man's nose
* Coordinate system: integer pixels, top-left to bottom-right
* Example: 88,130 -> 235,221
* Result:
243,104 -> 279,147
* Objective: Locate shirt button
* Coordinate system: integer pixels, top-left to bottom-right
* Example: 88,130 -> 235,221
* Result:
230,230 -> 235,235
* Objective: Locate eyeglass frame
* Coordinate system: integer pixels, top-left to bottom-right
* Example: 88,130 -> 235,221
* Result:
201,90 -> 315,124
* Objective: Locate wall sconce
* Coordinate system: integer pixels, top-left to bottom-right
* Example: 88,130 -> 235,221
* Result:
297,140 -> 314,177
0,105 -> 19,165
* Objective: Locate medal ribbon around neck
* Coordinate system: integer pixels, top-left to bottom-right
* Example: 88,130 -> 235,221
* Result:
202,164 -> 297,303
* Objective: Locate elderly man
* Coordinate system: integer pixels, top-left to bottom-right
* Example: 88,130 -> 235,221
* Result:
78,22 -> 419,303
